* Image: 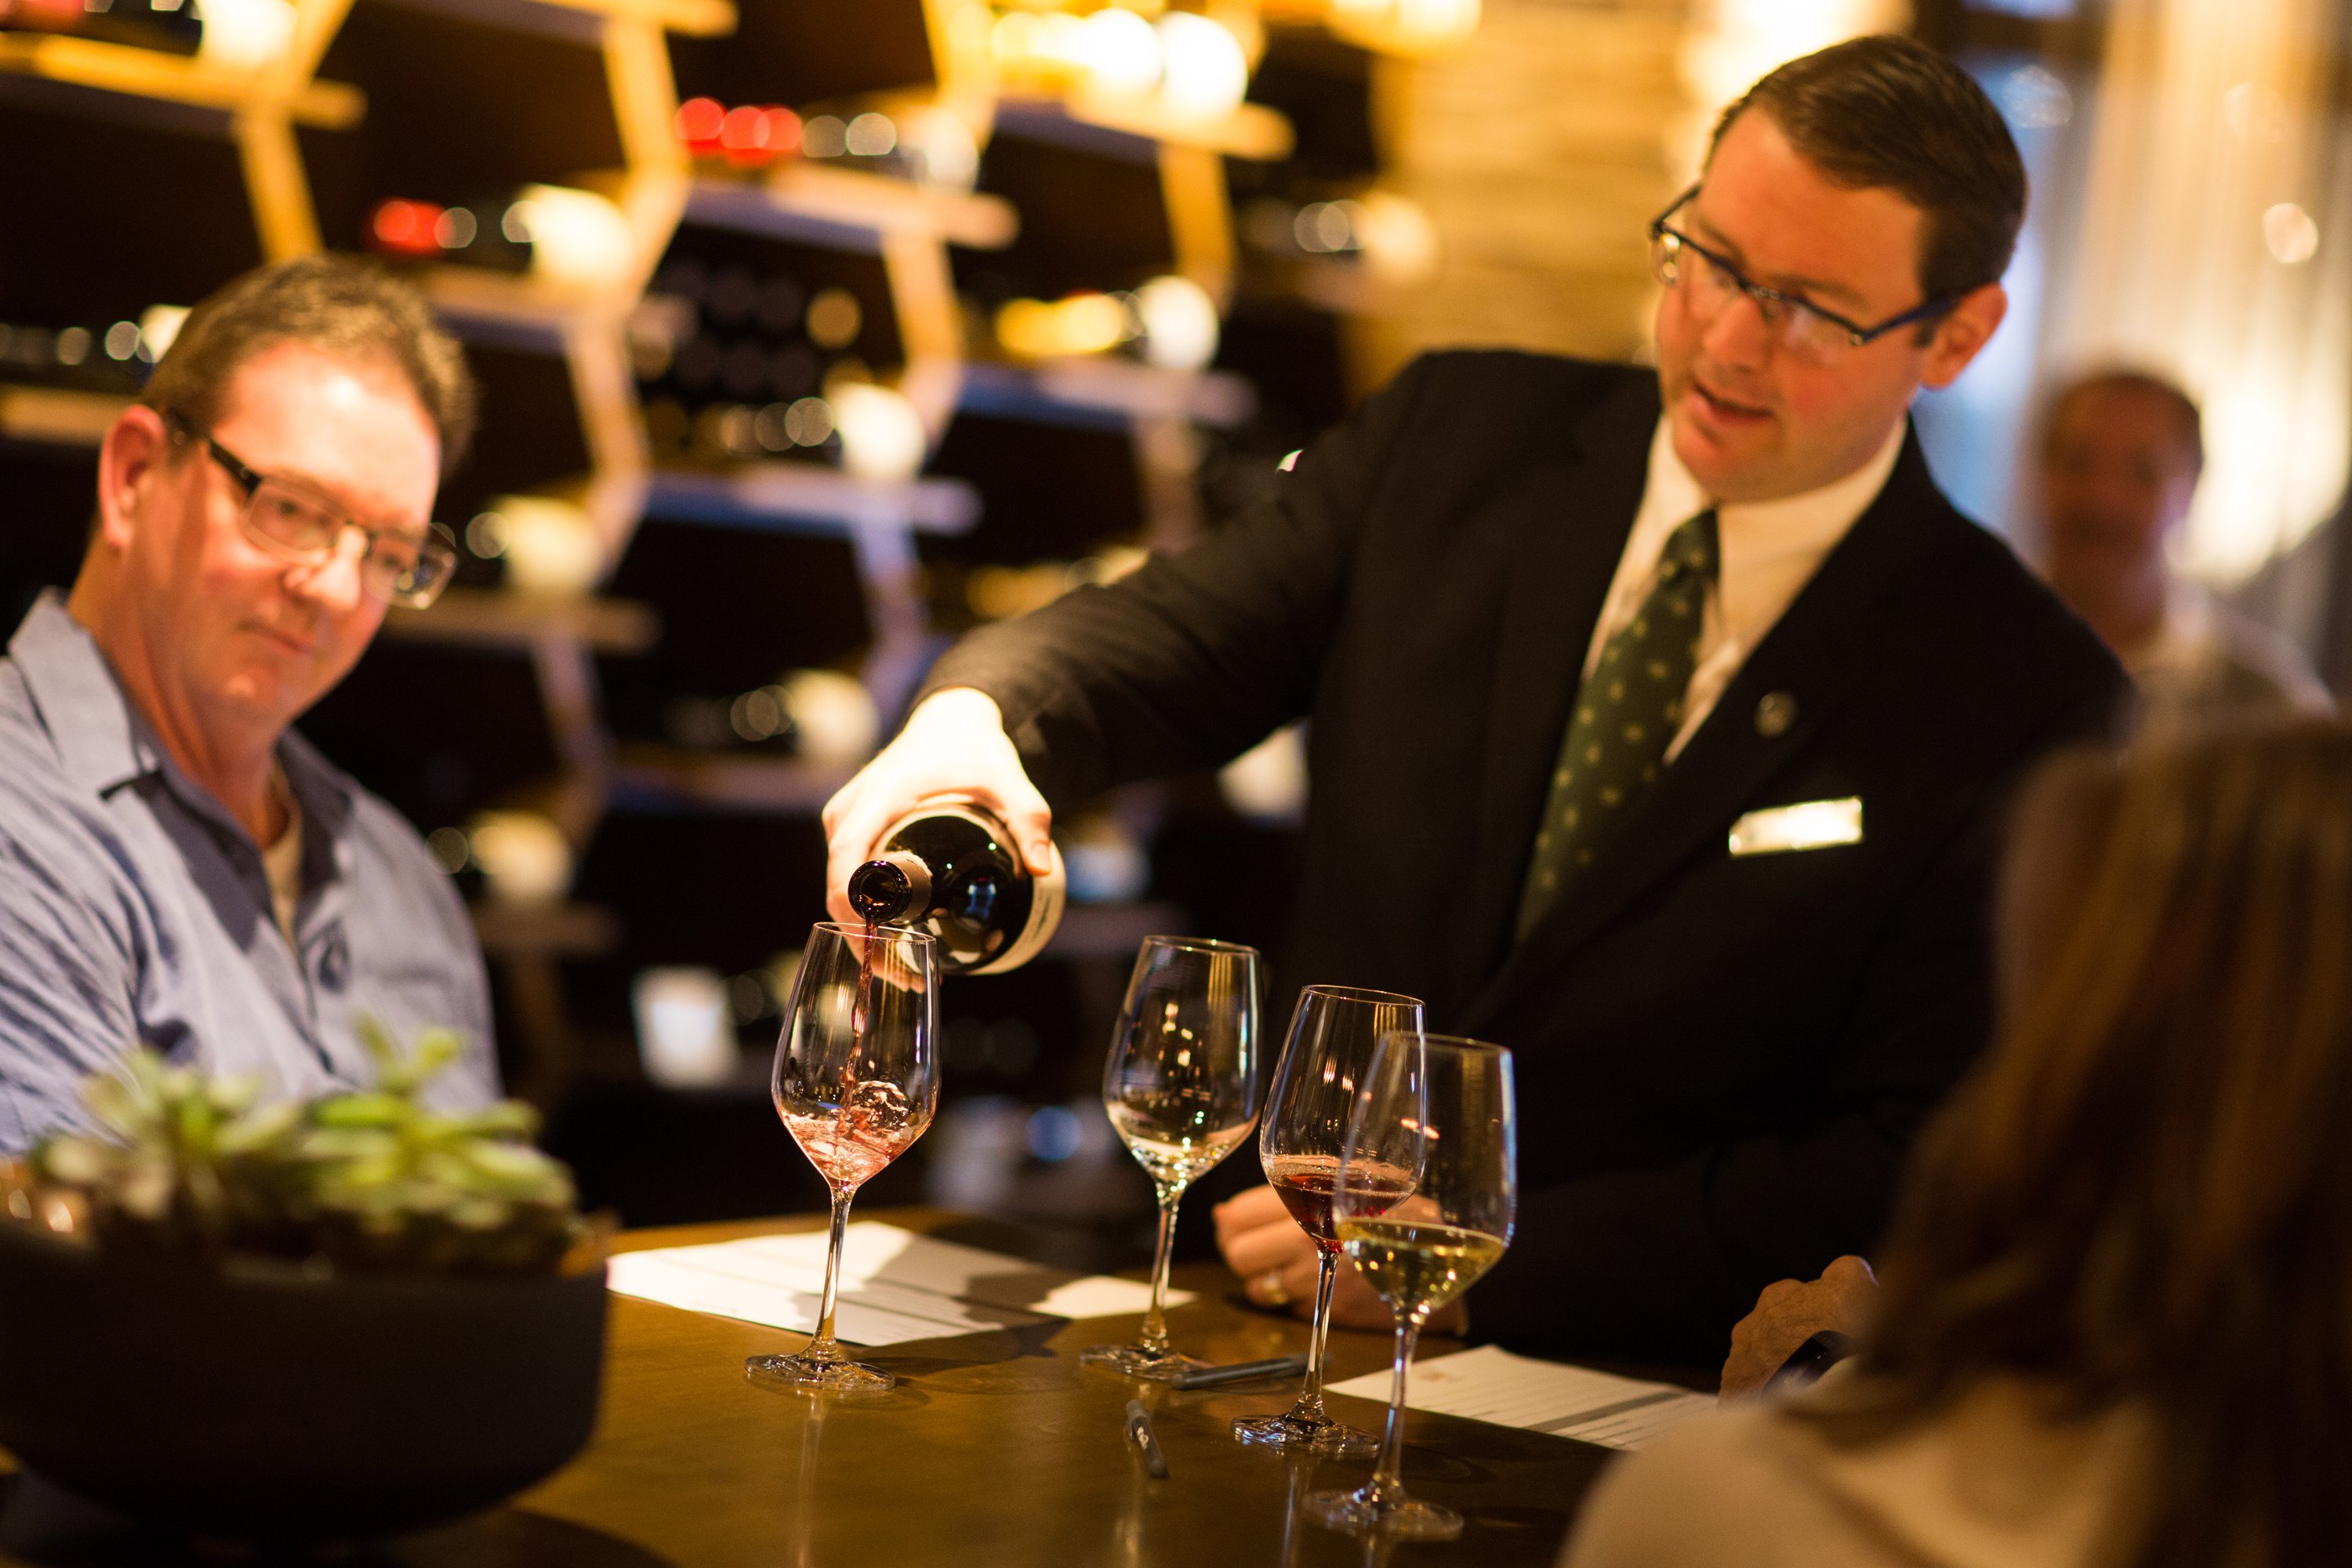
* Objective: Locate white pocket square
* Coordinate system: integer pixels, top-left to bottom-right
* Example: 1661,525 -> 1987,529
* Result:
1728,797 -> 1863,857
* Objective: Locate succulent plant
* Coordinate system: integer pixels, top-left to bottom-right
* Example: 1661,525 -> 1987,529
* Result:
31,1054 -> 303,1258
27,1022 -> 586,1276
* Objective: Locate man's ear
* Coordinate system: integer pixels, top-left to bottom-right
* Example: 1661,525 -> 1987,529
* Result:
93,405 -> 175,553
1918,282 -> 2008,391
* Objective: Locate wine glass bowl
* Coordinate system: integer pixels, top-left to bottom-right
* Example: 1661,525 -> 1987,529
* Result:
1082,935 -> 1263,1380
1232,985 -> 1425,1457
1306,1033 -> 1516,1541
748,922 -> 941,1394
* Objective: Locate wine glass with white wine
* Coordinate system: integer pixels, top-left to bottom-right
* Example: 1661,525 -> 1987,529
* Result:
1232,984 -> 1425,1457
1306,1032 -> 1516,1541
746,921 -> 940,1393
1081,935 -> 1263,1380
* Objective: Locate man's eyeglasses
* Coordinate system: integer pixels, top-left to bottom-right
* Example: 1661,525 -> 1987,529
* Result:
1647,187 -> 1957,363
168,416 -> 457,609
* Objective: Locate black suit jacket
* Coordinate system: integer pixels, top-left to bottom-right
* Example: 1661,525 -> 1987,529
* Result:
928,351 -> 2126,1364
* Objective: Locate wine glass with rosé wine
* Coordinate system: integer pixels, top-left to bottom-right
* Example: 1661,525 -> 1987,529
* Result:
746,921 -> 941,1393
1232,985 -> 1425,1457
1081,935 -> 1264,1380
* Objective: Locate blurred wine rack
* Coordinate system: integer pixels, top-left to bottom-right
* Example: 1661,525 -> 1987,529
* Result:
0,0 -> 1463,1223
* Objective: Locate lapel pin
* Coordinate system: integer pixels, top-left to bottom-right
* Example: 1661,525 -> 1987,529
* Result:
1755,691 -> 1798,739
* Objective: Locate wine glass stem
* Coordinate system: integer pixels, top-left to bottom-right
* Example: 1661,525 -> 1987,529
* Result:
1289,1246 -> 1341,1421
806,1185 -> 856,1361
1366,1311 -> 1425,1505
1138,1182 -> 1183,1356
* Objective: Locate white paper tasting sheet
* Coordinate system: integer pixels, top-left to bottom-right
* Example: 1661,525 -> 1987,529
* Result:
1325,1344 -> 1716,1451
606,1221 -> 1191,1347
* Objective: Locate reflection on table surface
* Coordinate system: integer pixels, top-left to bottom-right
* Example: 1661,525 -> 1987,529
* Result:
0,1209 -> 1618,1568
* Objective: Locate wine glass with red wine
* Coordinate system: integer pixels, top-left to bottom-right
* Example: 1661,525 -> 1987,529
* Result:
1231,984 -> 1425,1455
746,921 -> 940,1392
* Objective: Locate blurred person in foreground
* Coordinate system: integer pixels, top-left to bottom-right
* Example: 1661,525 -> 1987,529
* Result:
0,256 -> 495,1153
1564,722 -> 2352,1567
824,35 -> 2123,1363
2038,368 -> 2329,734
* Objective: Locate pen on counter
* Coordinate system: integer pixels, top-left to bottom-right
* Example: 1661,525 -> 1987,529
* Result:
1124,1399 -> 1171,1479
1167,1352 -> 1312,1391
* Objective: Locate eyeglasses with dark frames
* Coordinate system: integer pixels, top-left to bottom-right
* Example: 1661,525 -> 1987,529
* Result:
167,416 -> 457,609
1647,186 -> 1959,361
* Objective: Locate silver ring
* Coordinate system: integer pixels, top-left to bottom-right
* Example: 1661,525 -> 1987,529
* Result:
1256,1269 -> 1293,1308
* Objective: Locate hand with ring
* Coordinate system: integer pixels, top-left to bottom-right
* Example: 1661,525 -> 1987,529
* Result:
1214,1185 -> 1464,1332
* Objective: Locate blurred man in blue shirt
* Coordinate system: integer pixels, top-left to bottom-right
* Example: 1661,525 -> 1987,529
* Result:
0,256 -> 499,1151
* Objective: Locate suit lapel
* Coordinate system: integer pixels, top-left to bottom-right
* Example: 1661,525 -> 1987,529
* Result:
1450,372 -> 1661,1012
1458,425 -> 1943,1034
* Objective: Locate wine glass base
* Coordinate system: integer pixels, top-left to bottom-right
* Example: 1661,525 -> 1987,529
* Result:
1304,1488 -> 1463,1541
1078,1343 -> 1205,1381
1230,1412 -> 1379,1457
745,1353 -> 895,1393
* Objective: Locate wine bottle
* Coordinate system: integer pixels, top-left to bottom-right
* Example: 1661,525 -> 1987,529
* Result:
366,198 -> 531,273
0,319 -> 153,397
847,803 -> 1065,975
2,0 -> 201,54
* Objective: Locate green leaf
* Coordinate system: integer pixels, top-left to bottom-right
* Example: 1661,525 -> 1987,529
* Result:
310,1093 -> 408,1130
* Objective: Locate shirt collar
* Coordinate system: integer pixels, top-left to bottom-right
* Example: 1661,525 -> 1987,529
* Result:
5,589 -> 356,827
1642,416 -> 1908,561
7,591 -> 164,799
1642,417 -> 1906,647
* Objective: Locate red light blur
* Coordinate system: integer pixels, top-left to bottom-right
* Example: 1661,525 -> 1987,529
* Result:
676,96 -> 726,154
368,198 -> 445,258
762,106 -> 803,158
719,104 -> 772,165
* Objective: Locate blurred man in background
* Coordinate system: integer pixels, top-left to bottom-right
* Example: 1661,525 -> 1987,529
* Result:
0,256 -> 496,1152
2037,368 -> 2331,735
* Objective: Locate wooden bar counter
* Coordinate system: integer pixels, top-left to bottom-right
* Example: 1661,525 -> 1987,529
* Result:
0,1210 -> 1624,1566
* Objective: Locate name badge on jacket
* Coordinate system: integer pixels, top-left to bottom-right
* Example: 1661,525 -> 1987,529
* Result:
1728,797 -> 1863,857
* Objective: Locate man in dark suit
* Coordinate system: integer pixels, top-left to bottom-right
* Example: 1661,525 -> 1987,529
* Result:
823,36 -> 2125,1364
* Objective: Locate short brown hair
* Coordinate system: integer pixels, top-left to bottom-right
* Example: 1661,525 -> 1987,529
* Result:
1815,725 -> 2352,1566
140,253 -> 477,475
2046,368 -> 2205,474
1709,34 -> 2027,306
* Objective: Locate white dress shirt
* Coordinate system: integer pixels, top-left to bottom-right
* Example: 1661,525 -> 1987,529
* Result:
1585,417 -> 1907,758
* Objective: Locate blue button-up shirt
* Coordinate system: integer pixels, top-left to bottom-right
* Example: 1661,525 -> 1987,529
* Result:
0,594 -> 498,1152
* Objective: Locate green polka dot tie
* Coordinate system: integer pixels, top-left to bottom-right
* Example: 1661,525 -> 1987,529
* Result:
1516,507 -> 1719,938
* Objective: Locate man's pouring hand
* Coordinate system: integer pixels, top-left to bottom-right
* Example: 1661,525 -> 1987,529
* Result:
822,690 -> 1056,925
1719,1254 -> 1878,1399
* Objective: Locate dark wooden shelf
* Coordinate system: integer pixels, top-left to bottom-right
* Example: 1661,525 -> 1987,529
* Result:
959,359 -> 1255,432
684,167 -> 1017,253
383,586 -> 661,655
0,384 -> 129,448
0,32 -> 364,127
644,459 -> 980,535
608,744 -> 856,816
993,94 -> 1295,162
470,898 -> 621,957
365,0 -> 735,42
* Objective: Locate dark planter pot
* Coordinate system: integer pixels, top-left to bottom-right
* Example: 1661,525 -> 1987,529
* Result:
0,1221 -> 607,1545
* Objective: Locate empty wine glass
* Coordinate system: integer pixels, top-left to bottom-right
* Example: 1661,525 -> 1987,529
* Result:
1307,1033 -> 1516,1541
1232,985 -> 1425,1457
746,921 -> 941,1392
1082,935 -> 1263,1380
